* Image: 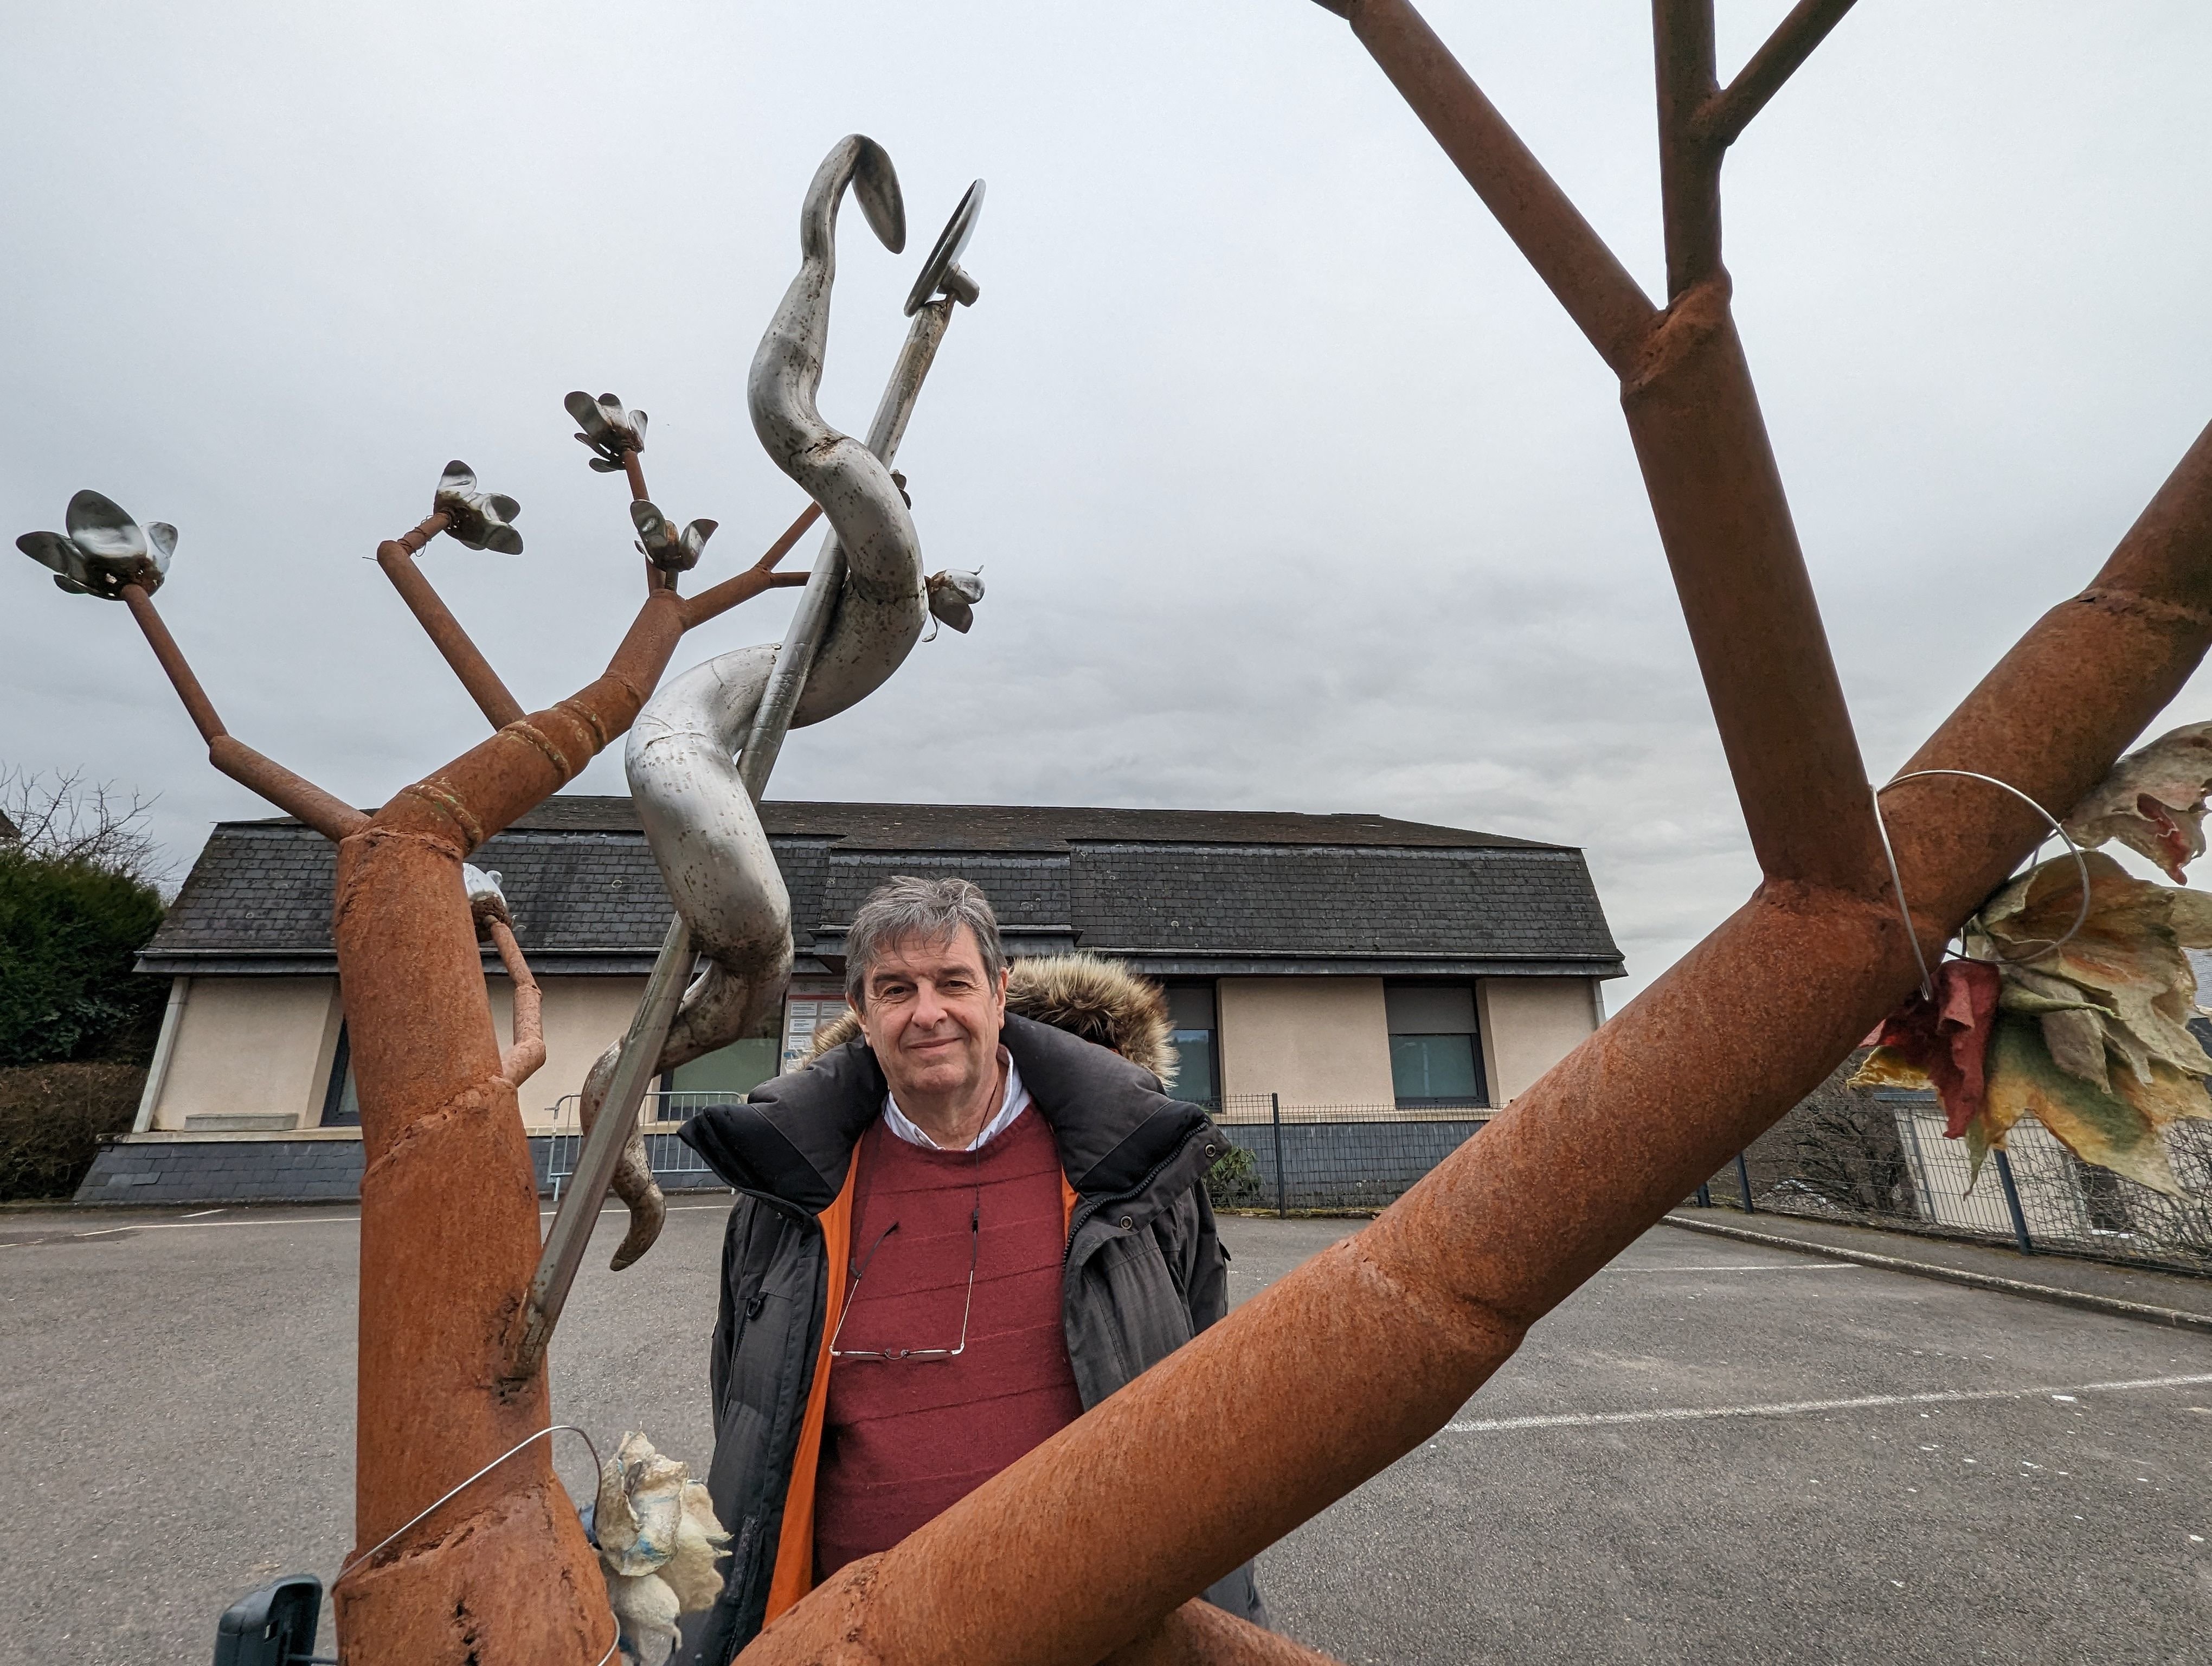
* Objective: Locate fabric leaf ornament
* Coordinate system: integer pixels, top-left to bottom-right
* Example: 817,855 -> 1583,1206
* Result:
1977,1014 -> 2200,1195
1956,851 -> 2212,1193
1849,958 -> 2000,1139
1973,852 -> 2212,1094
593,1432 -> 729,1666
2062,720 -> 2212,882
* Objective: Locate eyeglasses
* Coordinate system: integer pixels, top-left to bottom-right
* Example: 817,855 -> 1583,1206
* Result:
828,1169 -> 981,1363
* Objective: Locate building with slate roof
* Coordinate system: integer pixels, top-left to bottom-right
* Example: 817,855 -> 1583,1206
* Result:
84,797 -> 1622,1206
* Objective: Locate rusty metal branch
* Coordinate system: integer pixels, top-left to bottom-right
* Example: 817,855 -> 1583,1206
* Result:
1698,0 -> 1862,150
205,739 -> 370,843
1654,0 -> 1722,298
118,583 -> 368,841
613,445 -> 685,595
1619,283 -> 1883,892
119,582 -> 224,741
1331,2 -> 1876,885
375,512 -> 528,730
678,501 -> 824,629
1341,0 -> 1658,376
484,917 -> 544,1088
380,587 -> 687,855
737,414 -> 2212,1666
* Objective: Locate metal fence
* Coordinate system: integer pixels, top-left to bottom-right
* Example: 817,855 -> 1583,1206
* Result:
531,1088 -> 1495,1212
1696,1082 -> 2212,1276
536,1092 -> 728,1199
1205,1093 -> 1491,1214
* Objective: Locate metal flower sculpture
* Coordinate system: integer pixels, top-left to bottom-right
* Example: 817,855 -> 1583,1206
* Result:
629,500 -> 717,574
566,391 -> 647,472
16,489 -> 175,599
462,862 -> 511,931
433,460 -> 524,554
925,567 -> 985,633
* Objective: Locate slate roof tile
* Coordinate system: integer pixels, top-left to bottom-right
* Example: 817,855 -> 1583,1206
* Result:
142,796 -> 1622,976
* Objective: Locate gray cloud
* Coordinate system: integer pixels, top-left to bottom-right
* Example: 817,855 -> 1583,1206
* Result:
5,1 -> 2209,1001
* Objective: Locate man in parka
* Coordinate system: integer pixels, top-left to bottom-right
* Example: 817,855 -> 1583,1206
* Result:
677,875 -> 1264,1662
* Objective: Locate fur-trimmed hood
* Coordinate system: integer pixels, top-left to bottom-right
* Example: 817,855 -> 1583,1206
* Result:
805,951 -> 1178,1085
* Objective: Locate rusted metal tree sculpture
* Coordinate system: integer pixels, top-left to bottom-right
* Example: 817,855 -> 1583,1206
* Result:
717,3 -> 2212,1663
15,369 -> 835,1664
18,134 -> 986,1665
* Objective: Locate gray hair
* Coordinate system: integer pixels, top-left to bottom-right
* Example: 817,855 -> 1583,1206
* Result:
844,875 -> 1006,1008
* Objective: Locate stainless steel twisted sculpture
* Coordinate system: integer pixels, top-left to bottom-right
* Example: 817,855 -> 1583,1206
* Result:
574,136 -> 978,1269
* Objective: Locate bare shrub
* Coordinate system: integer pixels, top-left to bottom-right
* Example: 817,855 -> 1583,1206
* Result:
0,1061 -> 146,1200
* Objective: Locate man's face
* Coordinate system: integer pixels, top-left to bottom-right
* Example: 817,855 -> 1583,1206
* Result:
855,927 -> 1009,1107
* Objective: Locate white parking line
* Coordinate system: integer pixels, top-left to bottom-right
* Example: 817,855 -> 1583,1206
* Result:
1442,1372 -> 2212,1434
1601,1262 -> 1855,1274
74,1214 -> 359,1233
18,1199 -> 732,1241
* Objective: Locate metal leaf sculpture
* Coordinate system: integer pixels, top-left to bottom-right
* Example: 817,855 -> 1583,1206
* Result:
16,489 -> 175,598
926,567 -> 985,633
630,499 -> 717,573
434,460 -> 524,554
567,391 -> 647,472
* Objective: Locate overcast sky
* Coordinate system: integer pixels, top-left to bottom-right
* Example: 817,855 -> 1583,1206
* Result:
5,1 -> 2209,1001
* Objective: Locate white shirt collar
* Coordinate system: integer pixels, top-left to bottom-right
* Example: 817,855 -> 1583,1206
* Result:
883,1047 -> 1030,1152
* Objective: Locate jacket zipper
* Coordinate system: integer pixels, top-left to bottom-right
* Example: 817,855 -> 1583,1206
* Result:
716,1188 -> 820,1427
1064,1125 -> 1212,1268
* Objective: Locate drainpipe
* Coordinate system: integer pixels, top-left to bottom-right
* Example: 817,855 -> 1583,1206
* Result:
132,975 -> 190,1133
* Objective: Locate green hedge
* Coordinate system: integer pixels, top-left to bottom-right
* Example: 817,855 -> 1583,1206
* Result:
0,1061 -> 145,1200
1205,1143 -> 1267,1210
0,845 -> 166,1066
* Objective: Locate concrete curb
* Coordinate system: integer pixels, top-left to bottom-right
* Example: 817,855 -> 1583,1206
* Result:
1662,1212 -> 2212,1335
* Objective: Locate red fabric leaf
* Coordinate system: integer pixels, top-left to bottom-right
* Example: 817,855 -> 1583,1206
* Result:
1871,959 -> 2001,1138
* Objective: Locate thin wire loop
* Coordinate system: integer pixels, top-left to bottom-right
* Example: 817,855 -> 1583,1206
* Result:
1870,769 -> 2096,998
330,1424 -> 619,1666
1868,783 -> 1936,1001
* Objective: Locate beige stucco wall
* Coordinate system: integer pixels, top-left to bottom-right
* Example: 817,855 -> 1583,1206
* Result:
1217,977 -> 1394,1108
519,976 -> 649,1126
1477,977 -> 1600,1104
154,976 -> 341,1130
152,972 -> 652,1132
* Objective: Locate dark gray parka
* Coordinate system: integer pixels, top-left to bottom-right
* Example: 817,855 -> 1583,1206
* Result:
675,1011 -> 1265,1664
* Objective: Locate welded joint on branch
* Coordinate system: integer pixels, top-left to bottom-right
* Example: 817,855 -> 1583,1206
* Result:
678,501 -> 826,629
1692,0 -> 1861,151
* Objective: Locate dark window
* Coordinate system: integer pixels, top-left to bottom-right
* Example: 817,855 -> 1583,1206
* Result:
660,999 -> 786,1118
664,1036 -> 781,1105
321,1023 -> 361,1126
2077,1159 -> 2134,1234
1384,984 -> 1488,1108
1164,983 -> 1219,1106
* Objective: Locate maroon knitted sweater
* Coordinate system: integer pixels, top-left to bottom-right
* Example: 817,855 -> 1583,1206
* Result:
813,1108 -> 1084,1581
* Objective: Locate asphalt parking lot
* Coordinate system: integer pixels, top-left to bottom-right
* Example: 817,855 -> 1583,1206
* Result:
3,1202 -> 2208,1664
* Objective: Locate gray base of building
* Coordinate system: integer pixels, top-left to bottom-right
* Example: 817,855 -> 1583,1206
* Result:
1214,1117 -> 1489,1213
73,1135 -> 732,1207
